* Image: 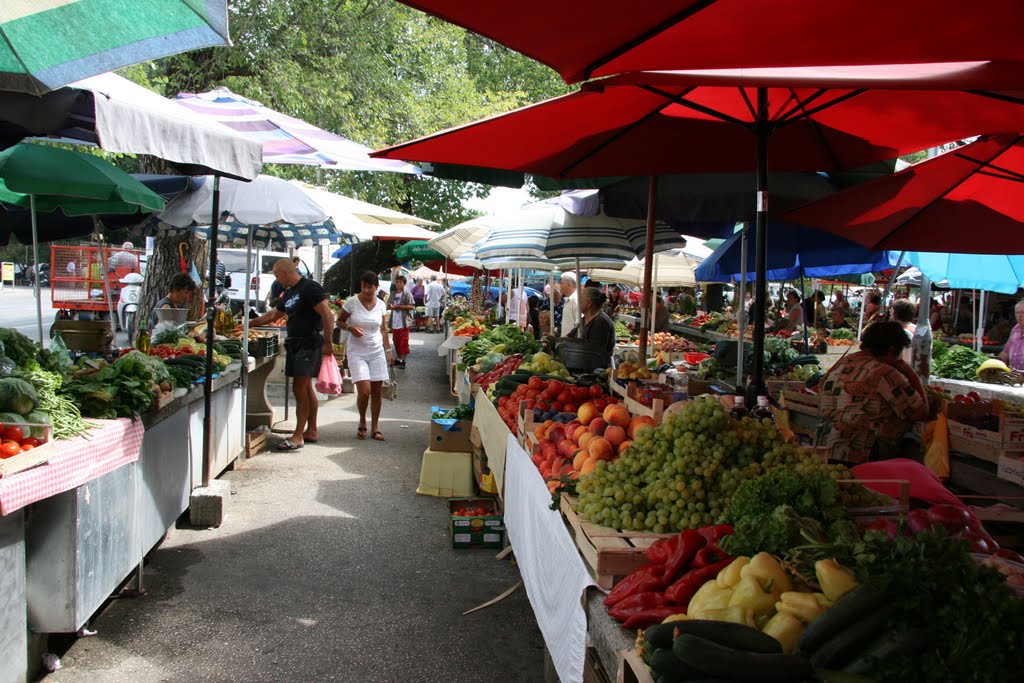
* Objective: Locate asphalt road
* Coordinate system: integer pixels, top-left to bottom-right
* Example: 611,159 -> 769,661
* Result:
42,331 -> 546,683
0,285 -> 57,343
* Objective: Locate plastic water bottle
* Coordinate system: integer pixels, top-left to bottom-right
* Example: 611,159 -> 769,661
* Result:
135,321 -> 151,354
729,395 -> 748,419
751,395 -> 774,421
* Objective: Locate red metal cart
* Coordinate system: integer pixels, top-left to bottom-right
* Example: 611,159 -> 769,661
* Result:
51,244 -> 143,320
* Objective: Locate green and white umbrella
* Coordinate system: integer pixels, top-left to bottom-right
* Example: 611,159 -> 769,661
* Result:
0,1 -> 230,95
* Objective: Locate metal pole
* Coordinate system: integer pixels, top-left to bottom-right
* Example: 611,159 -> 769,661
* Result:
549,268 -> 556,336
30,195 -> 43,347
638,175 -> 657,362
751,88 -> 769,398
240,227 -> 254,453
800,270 -> 809,354
736,223 -> 748,387
977,290 -> 987,353
576,256 -> 584,336
650,254 -> 659,338
202,176 -> 221,489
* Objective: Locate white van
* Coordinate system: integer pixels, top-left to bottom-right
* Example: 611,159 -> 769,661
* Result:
219,248 -> 311,313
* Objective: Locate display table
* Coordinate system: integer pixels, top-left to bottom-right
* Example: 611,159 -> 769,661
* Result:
245,355 -> 279,429
931,377 -> 1024,404
503,435 -> 596,683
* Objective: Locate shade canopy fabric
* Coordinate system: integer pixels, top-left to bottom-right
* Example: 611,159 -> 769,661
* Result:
394,1 -> 1024,83
783,133 -> 1024,254
589,249 -> 705,288
290,181 -> 437,241
0,143 -> 164,216
905,253 -> 1024,295
427,222 -> 490,259
161,219 -> 343,250
0,72 -> 262,181
0,1 -> 231,95
395,240 -> 443,262
173,86 -> 420,174
374,64 -> 1024,180
694,226 -> 894,283
158,175 -> 331,229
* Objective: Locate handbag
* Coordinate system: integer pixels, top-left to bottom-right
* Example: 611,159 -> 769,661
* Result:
316,354 -> 343,395
381,361 -> 398,400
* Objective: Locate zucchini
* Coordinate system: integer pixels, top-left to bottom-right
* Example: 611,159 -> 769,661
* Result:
673,634 -> 813,683
790,355 -> 821,366
671,619 -> 782,654
649,648 -> 701,681
807,608 -> 895,670
840,627 -> 927,676
798,585 -> 887,655
643,622 -> 680,651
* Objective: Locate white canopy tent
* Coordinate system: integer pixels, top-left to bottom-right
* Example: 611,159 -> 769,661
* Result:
291,181 -> 438,241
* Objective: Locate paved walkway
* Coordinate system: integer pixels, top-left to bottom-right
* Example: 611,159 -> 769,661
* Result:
43,332 -> 545,682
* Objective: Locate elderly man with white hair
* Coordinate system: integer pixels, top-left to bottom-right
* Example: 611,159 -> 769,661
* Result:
424,274 -> 446,333
559,272 -> 579,337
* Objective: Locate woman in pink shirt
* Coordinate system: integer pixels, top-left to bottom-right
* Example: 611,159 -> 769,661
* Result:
998,300 -> 1024,371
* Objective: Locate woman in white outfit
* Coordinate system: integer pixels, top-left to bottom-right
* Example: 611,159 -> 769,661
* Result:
337,271 -> 394,441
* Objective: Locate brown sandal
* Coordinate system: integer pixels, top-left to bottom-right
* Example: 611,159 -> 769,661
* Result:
371,431 -> 386,441
357,426 -> 367,440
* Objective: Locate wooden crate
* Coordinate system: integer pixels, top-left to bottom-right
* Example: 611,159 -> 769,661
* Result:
0,440 -> 53,477
781,389 -> 821,417
560,493 -> 673,590
245,429 -> 267,457
617,649 -> 654,683
609,378 -> 666,424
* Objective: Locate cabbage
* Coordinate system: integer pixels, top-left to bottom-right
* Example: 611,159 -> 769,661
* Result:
0,377 -> 38,415
480,352 -> 506,373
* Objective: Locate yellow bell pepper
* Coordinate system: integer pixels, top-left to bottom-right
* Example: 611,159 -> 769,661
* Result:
815,559 -> 857,603
701,606 -> 757,628
813,592 -> 832,608
661,613 -> 689,624
687,581 -> 734,619
775,591 -> 827,625
728,575 -> 779,618
716,556 -> 750,589
740,552 -> 792,593
762,611 -> 806,654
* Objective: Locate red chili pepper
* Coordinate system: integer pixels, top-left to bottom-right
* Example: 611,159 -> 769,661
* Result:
605,563 -> 662,607
662,530 -> 706,583
645,536 -> 679,565
664,557 -> 733,606
607,591 -> 666,621
697,524 -> 734,544
692,544 -> 729,569
621,606 -> 688,630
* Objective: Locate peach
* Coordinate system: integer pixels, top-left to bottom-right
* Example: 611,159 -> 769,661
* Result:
577,402 -> 598,426
603,403 -> 631,428
572,450 -> 589,471
580,457 -> 598,476
617,439 -> 633,456
577,432 -> 595,451
588,436 -> 614,461
558,439 -> 576,458
604,424 -> 627,448
589,418 -> 608,436
573,425 -> 589,442
627,415 -> 657,439
565,420 -> 581,434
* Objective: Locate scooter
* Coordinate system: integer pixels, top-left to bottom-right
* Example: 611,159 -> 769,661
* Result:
117,272 -> 145,335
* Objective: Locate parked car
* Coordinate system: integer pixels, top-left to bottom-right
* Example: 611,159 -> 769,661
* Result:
448,280 -> 542,302
219,248 -> 310,313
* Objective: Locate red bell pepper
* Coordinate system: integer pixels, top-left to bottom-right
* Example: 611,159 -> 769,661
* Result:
697,524 -> 734,544
645,536 -> 679,565
605,563 -> 662,607
608,591 -> 666,621
664,557 -> 733,606
621,606 -> 687,630
662,530 -> 706,583
692,544 -> 729,569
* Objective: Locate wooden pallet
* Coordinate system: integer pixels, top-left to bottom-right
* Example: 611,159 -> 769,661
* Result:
245,429 -> 267,457
617,649 -> 654,683
560,493 -> 674,589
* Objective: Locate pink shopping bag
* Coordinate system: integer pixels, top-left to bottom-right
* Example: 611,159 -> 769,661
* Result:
316,355 -> 342,395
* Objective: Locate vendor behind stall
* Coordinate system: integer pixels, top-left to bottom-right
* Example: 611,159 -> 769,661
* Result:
150,273 -> 198,327
997,300 -> 1024,371
567,287 -> 615,368
819,321 -> 929,464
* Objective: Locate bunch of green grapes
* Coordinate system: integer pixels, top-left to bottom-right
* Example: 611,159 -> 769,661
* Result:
575,396 -> 822,533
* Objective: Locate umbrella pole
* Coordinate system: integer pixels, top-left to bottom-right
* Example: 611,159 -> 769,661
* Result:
736,224 -> 748,387
638,175 -> 657,363
30,195 -> 44,347
800,269 -> 809,354
650,255 -> 659,339
240,227 -> 254,456
202,175 -> 222,489
751,89 -> 769,399
856,291 -> 867,340
549,269 -> 556,336
977,290 -> 987,353
576,256 -> 584,339
972,289 -> 977,347
880,251 -> 905,312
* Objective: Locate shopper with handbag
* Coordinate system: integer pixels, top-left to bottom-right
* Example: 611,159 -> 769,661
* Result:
338,271 -> 394,442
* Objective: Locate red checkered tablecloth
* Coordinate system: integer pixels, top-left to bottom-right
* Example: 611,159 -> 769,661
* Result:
0,418 -> 145,516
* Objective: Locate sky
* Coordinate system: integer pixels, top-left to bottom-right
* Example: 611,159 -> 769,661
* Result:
463,186 -> 532,215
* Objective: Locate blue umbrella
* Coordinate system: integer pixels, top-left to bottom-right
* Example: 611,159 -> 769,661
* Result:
906,252 -> 1024,295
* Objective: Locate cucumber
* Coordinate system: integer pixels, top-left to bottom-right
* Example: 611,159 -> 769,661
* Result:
808,608 -> 895,670
840,627 -> 927,676
643,622 -> 680,651
790,355 -> 821,366
673,634 -> 813,683
649,648 -> 701,681
798,585 -> 887,655
671,620 -> 783,654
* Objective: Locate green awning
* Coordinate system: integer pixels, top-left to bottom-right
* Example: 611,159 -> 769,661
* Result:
395,240 -> 443,262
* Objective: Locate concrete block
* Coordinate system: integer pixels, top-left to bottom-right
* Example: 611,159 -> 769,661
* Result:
189,480 -> 230,527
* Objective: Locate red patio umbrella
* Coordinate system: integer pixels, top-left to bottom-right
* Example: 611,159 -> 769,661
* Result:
374,63 -> 1024,391
396,1 -> 1024,83
782,133 -> 1024,253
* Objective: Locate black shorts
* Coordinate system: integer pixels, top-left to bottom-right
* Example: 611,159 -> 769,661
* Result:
284,335 -> 324,378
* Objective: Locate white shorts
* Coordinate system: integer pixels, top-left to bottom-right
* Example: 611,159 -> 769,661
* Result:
425,304 -> 441,317
348,352 -> 389,383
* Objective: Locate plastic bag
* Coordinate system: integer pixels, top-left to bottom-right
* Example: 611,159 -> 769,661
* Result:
315,355 -> 342,395
0,341 -> 14,376
922,414 -> 951,480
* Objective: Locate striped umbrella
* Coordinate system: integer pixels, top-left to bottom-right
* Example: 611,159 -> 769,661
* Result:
173,86 -> 420,173
160,218 -> 342,250
0,1 -> 231,95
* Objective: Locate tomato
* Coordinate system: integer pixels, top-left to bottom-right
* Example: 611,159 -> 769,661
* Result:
563,403 -> 578,413
2,426 -> 23,443
528,376 -> 543,390
967,391 -> 982,403
0,441 -> 20,459
545,379 -> 562,393
19,437 -> 39,448
589,384 -> 604,398
19,444 -> 34,452
556,390 -> 572,404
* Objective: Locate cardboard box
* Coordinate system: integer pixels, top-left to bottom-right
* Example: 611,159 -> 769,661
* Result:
449,497 -> 504,548
946,402 -> 1024,449
997,453 -> 1024,487
429,406 -> 474,453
